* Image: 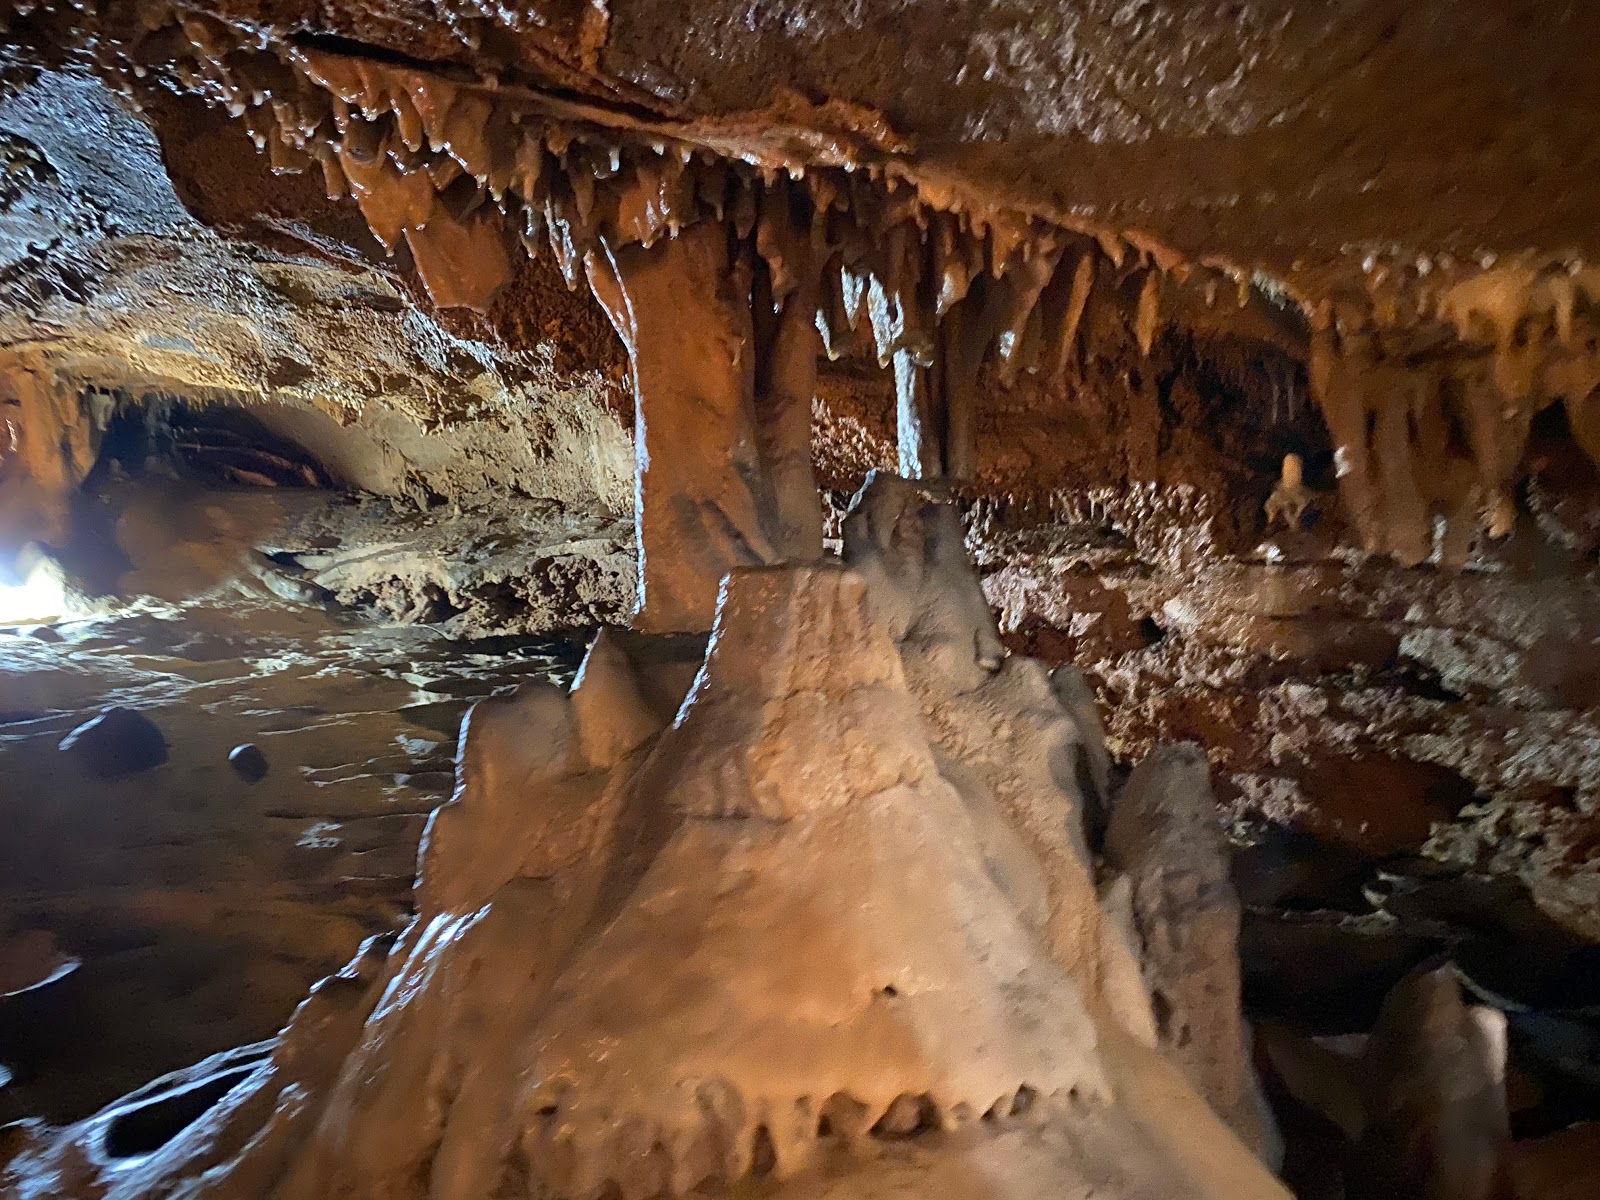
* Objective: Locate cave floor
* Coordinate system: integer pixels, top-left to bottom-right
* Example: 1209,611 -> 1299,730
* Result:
0,588 -> 582,1125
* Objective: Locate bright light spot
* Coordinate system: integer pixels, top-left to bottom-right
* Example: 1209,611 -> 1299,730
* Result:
0,557 -> 73,626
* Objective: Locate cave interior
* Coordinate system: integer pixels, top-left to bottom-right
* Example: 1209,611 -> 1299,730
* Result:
3,3 -> 1600,1199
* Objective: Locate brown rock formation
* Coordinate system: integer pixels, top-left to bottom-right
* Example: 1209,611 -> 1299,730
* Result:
1104,744 -> 1279,1164
1,3 -> 1600,1197
2,505 -> 1288,1200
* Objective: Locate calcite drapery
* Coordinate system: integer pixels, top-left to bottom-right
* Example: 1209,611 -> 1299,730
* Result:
0,352 -> 97,576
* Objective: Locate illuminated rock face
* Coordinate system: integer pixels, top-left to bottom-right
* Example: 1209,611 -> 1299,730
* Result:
1,6 -> 1599,1198
5,5 -> 1600,583
585,221 -> 823,632
0,484 -> 1286,1200
0,354 -> 98,572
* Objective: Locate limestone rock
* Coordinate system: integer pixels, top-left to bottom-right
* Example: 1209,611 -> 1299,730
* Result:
1104,744 -> 1281,1165
519,566 -> 1110,1196
645,564 -> 931,821
1049,662 -> 1113,821
585,224 -> 823,633
416,625 -> 664,919
1357,962 -> 1512,1200
843,470 -> 1004,690
1264,961 -> 1513,1200
843,471 -> 1157,1047
57,707 -> 169,779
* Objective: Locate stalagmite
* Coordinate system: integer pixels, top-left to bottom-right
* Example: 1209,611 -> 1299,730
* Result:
841,473 -> 1157,1042
1263,453 -> 1312,530
1104,745 -> 1282,1166
1265,963 -> 1512,1200
3,475 -> 1292,1200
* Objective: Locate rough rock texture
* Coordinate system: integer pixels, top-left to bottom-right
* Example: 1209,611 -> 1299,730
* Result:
2,490 -> 1284,1200
983,504 -> 1600,947
0,67 -> 633,584
1103,744 -> 1279,1164
57,707 -> 169,780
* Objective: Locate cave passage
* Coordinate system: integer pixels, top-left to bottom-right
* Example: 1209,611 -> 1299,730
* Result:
4,5 -> 1600,1200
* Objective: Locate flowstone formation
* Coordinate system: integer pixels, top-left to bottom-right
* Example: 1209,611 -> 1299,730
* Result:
1,480 -> 1284,1200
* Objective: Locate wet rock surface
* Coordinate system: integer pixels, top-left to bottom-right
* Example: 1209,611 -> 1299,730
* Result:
227,743 -> 268,783
57,707 -> 169,779
0,592 -> 581,1127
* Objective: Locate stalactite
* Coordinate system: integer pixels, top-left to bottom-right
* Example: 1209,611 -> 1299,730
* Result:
937,297 -> 984,482
893,348 -> 942,479
583,224 -> 768,630
76,10 -> 1600,571
581,209 -> 830,630
1055,253 -> 1097,377
1371,373 -> 1432,566
1310,323 -> 1382,552
988,240 -> 1061,387
752,192 -> 827,560
1135,270 -> 1163,357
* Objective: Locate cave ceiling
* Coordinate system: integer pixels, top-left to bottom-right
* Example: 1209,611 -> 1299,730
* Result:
1,0 -> 1599,573
10,2 -> 1599,291
5,1 -> 1598,343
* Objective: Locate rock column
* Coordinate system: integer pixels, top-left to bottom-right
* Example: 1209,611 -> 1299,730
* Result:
586,222 -> 822,632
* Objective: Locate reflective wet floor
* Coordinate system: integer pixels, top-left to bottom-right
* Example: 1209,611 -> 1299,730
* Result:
0,594 -> 581,1123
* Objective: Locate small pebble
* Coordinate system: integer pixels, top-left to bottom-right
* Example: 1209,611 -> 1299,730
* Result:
228,743 -> 269,783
